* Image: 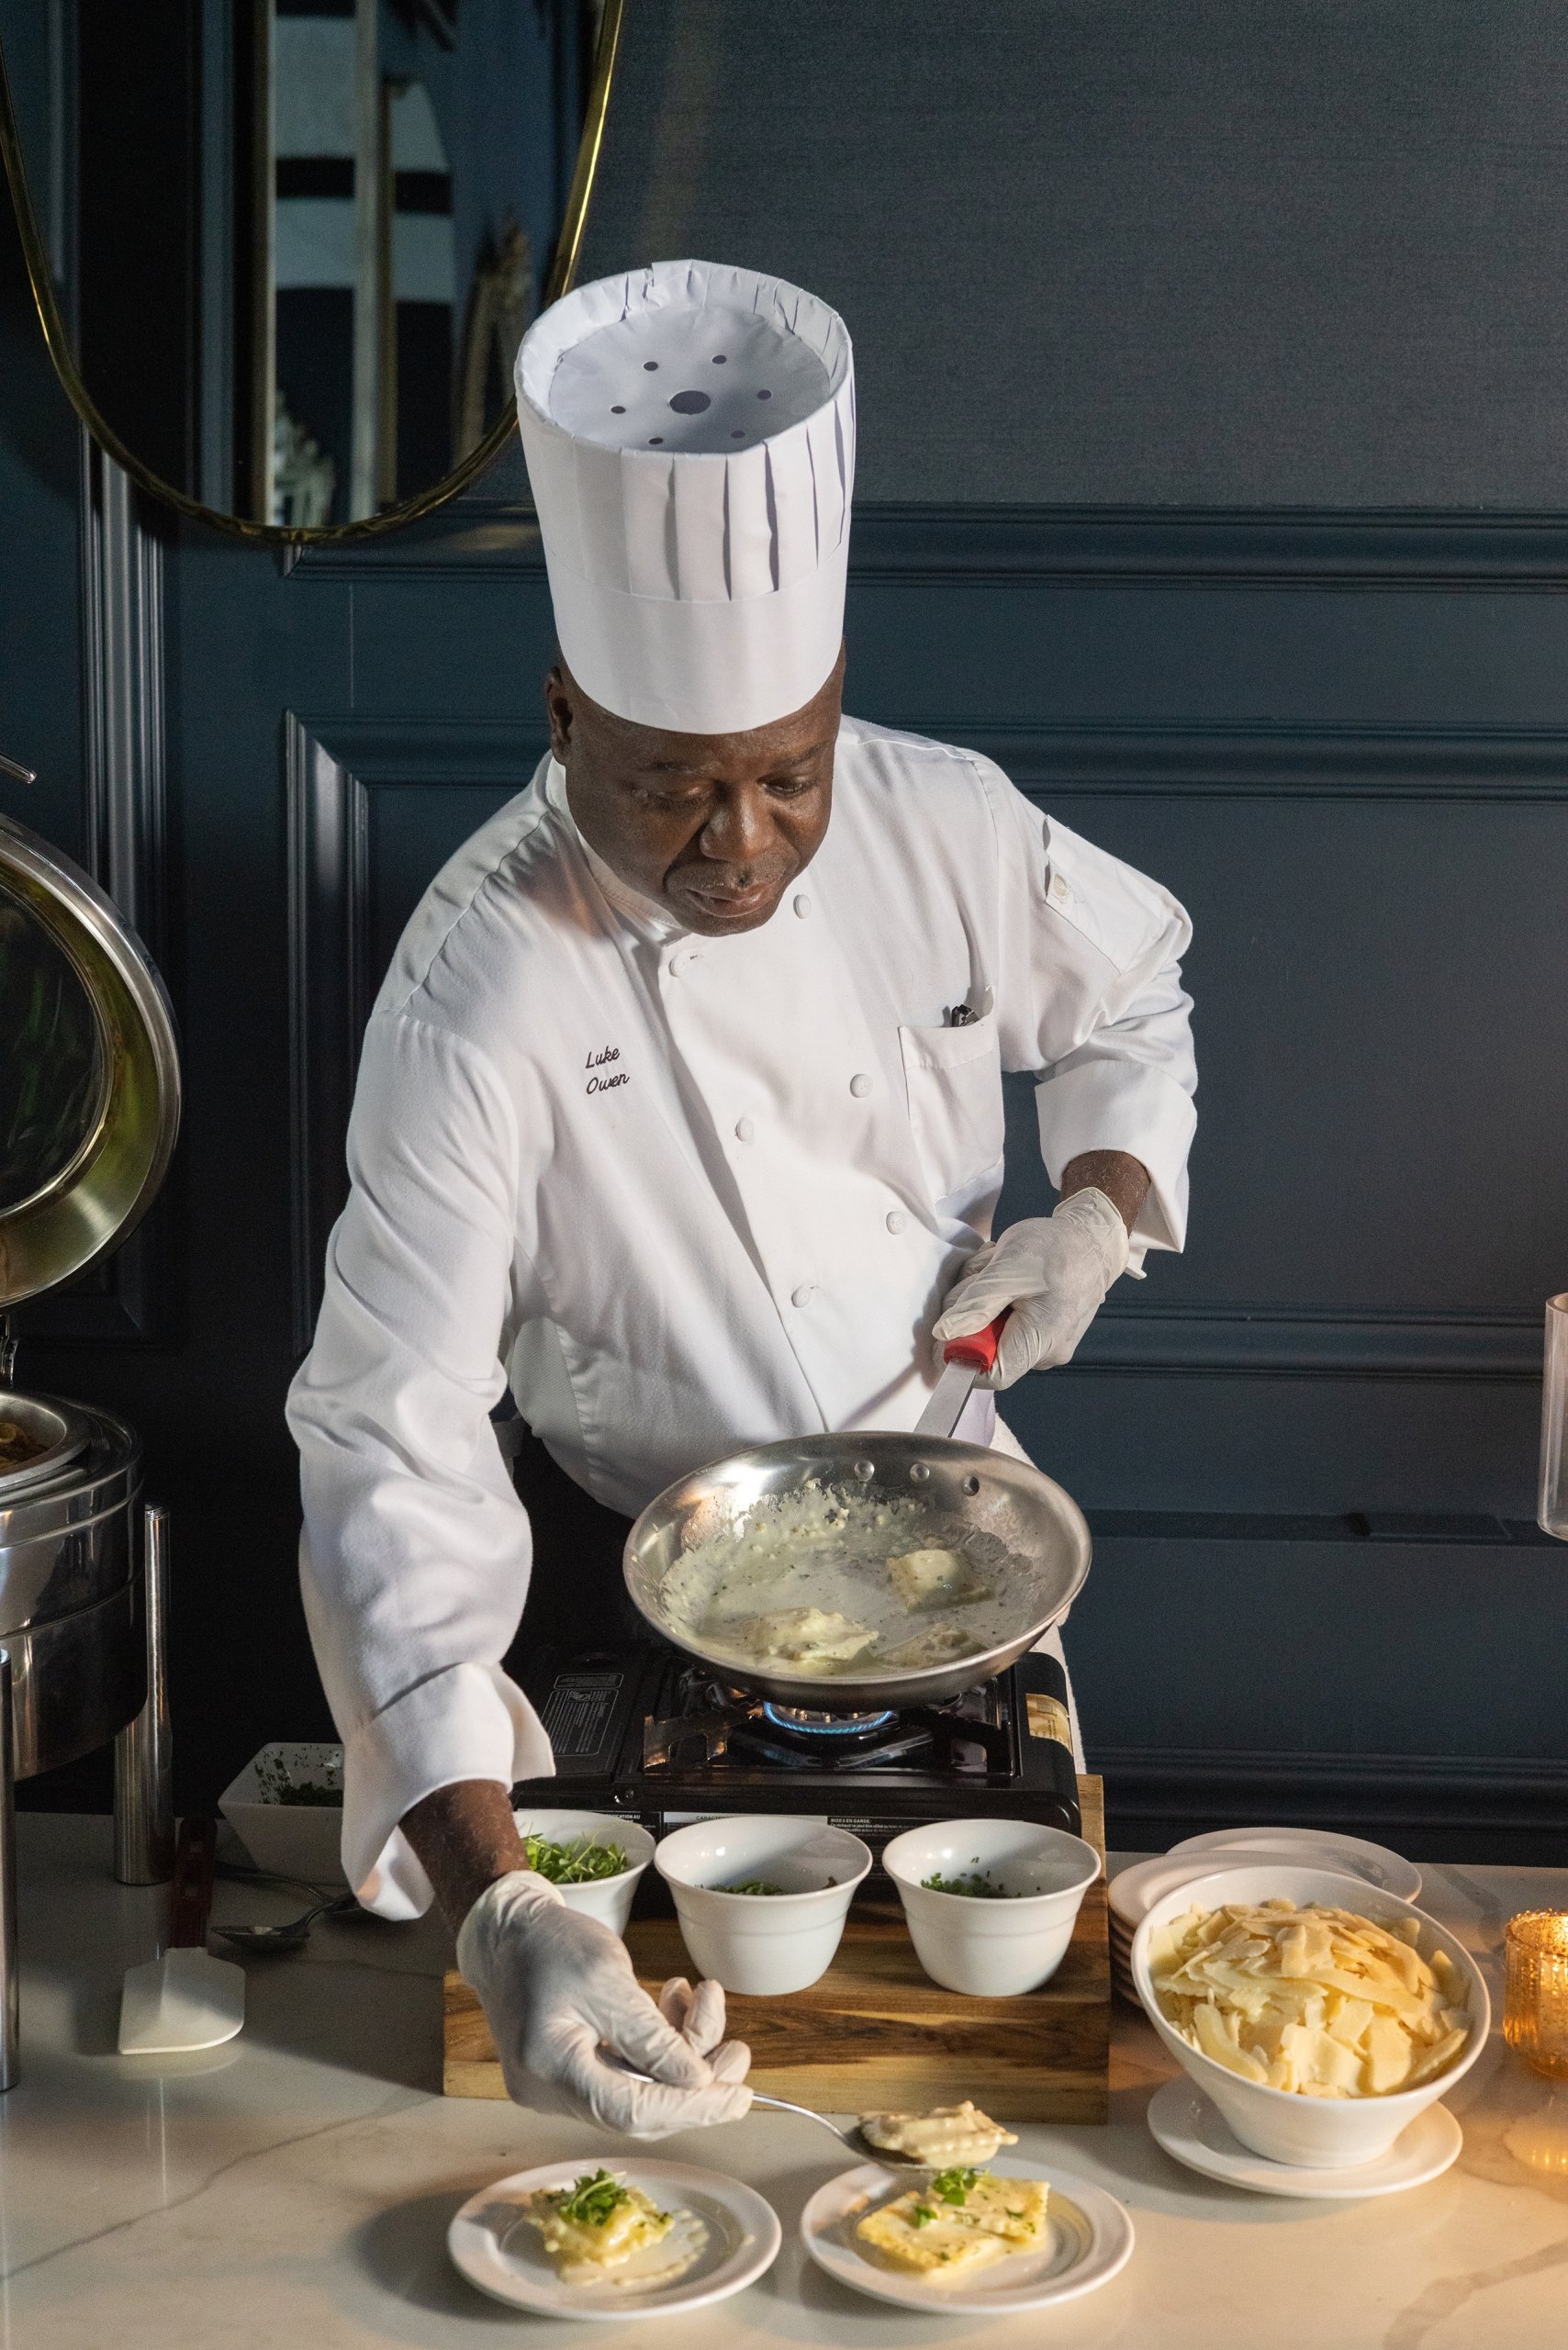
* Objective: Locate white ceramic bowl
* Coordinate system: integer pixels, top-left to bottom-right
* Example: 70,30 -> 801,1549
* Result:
654,1816 -> 871,1994
218,1742 -> 346,1884
513,1808 -> 655,1935
880,1818 -> 1102,1997
1130,1864 -> 1489,2169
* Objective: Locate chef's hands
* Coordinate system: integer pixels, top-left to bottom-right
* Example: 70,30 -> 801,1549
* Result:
933,1187 -> 1130,1390
456,1870 -> 753,2137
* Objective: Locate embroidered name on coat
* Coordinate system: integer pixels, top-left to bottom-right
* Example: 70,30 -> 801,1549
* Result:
585,1044 -> 628,1095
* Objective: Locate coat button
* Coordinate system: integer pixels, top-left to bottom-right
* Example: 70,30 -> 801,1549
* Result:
670,948 -> 702,975
791,1283 -> 815,1307
793,893 -> 812,917
885,1210 -> 906,1235
849,1072 -> 873,1098
734,1116 -> 756,1143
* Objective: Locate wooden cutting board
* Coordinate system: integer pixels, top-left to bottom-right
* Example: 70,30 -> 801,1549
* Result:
443,1777 -> 1109,2123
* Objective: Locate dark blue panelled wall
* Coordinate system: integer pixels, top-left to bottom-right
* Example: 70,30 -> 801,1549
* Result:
5,3 -> 1568,1857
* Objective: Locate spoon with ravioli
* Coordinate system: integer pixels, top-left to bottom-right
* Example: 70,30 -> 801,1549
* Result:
735,2090 -> 1018,2170
607,2040 -> 1014,2169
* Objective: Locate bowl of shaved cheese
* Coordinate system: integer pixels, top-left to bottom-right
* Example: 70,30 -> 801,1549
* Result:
1130,1866 -> 1488,2168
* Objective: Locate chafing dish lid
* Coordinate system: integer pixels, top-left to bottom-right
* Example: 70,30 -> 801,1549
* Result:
0,808 -> 179,1307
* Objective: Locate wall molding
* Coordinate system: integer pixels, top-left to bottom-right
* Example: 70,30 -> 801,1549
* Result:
289,495 -> 1568,588
285,712 -> 545,1351
25,439 -> 172,1348
911,720 -> 1568,801
1093,1744 -> 1568,1858
1079,1306 -> 1541,1381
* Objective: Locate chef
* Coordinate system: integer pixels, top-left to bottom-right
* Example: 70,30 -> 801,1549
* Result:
287,261 -> 1196,2138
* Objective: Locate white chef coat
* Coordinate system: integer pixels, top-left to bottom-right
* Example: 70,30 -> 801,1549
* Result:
287,716 -> 1196,1916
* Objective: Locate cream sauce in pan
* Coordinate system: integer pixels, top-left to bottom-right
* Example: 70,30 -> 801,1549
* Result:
659,1483 -> 1051,1678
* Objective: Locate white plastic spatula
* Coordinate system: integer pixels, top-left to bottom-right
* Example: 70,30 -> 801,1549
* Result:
118,1815 -> 245,2054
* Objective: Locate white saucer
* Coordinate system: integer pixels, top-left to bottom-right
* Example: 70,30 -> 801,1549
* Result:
1165,1828 -> 1422,1902
448,2159 -> 781,2319
1147,2077 -> 1462,2199
801,2157 -> 1134,2315
1111,1836 -> 1420,1933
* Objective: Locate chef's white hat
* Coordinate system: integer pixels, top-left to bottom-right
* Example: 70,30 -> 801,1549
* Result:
515,260 -> 855,735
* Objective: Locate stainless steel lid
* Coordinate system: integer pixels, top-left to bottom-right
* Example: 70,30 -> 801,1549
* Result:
0,1392 -> 91,1497
0,806 -> 179,1309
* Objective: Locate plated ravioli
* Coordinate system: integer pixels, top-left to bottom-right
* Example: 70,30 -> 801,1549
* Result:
855,2166 -> 1050,2282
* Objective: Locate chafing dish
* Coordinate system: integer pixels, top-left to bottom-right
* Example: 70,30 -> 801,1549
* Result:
0,787 -> 181,2085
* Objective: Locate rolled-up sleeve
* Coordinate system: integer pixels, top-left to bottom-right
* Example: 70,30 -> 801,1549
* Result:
286,1011 -> 554,1919
984,767 -> 1197,1271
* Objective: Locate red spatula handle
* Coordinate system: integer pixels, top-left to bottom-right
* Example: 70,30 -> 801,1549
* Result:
168,1815 -> 218,1950
941,1311 -> 1010,1375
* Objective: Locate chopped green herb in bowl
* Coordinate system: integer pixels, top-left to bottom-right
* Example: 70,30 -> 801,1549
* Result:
254,1751 -> 343,1808
524,1831 -> 630,1884
920,1868 -> 1019,1898
723,1878 -> 787,1896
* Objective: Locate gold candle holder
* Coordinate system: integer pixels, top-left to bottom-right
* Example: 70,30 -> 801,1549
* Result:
1504,1912 -> 1568,2079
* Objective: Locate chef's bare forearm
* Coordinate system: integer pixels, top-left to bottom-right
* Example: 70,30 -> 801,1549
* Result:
1059,1150 -> 1150,1234
402,1779 -> 529,1933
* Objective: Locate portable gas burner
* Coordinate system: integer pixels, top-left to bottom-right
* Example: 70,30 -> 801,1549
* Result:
510,1639 -> 1081,1858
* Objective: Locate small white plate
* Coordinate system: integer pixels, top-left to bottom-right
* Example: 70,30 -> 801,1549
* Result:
1147,2077 -> 1462,2199
448,2159 -> 781,2320
1164,1828 -> 1422,1901
1111,1840 -> 1419,1932
801,2157 -> 1134,2315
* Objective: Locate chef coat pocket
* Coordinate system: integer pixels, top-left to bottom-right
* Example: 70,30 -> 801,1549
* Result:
898,1013 -> 1005,1203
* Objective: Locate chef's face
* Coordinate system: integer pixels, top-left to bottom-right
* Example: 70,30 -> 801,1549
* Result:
546,649 -> 844,936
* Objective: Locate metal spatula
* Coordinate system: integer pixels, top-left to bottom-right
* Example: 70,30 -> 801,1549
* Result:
118,1815 -> 245,2054
914,1313 -> 1010,1440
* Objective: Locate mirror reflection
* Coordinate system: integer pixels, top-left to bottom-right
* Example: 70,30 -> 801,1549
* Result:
2,2 -> 601,526
0,883 -> 105,1215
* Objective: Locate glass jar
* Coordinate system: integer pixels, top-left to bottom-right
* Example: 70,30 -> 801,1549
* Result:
1504,1911 -> 1568,2080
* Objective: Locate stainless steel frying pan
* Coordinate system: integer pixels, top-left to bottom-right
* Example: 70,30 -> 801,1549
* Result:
622,1323 -> 1091,1711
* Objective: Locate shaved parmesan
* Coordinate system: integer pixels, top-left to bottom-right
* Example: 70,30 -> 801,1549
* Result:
1148,1899 -> 1470,2098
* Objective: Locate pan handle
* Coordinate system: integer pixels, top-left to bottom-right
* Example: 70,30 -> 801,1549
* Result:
940,1310 -> 1010,1376
167,1816 -> 218,1951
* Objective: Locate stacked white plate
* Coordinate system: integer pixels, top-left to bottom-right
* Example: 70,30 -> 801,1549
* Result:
1107,1829 -> 1422,2004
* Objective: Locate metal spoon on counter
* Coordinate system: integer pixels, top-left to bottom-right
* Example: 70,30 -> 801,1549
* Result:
210,1890 -> 360,1953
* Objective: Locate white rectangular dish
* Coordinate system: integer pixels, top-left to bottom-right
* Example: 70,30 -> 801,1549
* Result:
218,1742 -> 346,1885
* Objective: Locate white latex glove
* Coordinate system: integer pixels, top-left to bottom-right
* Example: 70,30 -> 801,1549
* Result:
932,1187 -> 1129,1390
457,1871 -> 754,2137
657,1975 -> 752,2087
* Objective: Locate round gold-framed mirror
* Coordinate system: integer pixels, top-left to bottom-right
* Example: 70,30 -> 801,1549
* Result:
0,0 -> 624,544
0,803 -> 180,1311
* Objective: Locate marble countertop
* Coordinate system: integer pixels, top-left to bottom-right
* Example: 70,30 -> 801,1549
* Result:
2,1818 -> 1566,2347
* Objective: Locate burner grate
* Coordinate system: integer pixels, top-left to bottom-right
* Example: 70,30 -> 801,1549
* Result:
637,1657 -> 1017,1778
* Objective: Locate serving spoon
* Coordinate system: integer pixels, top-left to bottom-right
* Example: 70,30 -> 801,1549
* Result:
607,2055 -> 946,2168
747,2094 -> 936,2167
210,1890 -> 360,1953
